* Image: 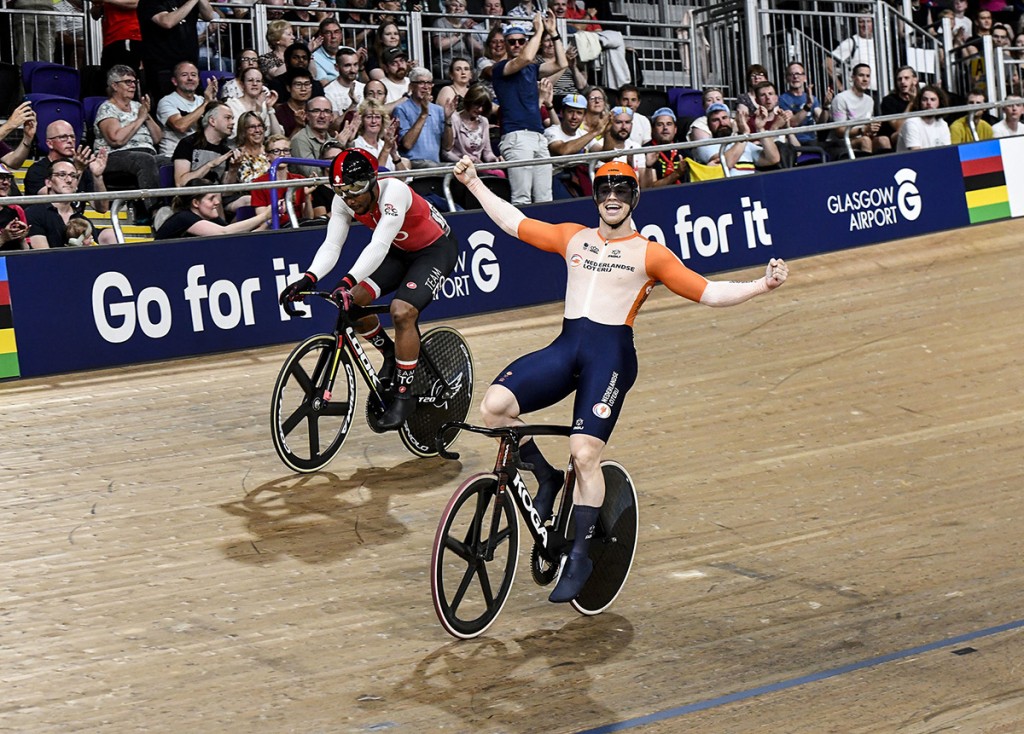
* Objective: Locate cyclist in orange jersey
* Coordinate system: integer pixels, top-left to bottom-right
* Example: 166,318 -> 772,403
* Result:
453,155 -> 789,603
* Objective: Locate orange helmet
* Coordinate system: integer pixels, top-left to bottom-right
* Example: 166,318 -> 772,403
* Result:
593,160 -> 640,209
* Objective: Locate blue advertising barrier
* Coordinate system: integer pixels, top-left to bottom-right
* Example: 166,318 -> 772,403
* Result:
1,145 -> 977,379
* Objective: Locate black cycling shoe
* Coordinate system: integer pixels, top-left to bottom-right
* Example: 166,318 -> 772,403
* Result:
377,353 -> 396,392
377,394 -> 416,431
532,470 -> 565,524
549,553 -> 593,603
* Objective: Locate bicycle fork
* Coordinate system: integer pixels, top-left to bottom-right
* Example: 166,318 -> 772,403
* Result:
491,440 -> 571,563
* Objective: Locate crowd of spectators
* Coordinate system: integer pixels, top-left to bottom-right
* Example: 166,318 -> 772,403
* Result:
2,0 -> 1024,250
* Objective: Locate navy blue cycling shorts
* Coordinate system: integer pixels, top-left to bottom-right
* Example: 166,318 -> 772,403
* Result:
492,318 -> 638,442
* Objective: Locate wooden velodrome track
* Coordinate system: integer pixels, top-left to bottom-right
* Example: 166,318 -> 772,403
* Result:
3,218 -> 1023,733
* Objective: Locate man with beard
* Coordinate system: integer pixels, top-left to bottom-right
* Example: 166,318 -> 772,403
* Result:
896,84 -> 950,151
279,149 -> 460,430
693,102 -> 780,176
453,154 -> 789,603
597,105 -> 648,182
324,46 -> 366,116
644,107 -> 685,187
879,65 -> 918,145
172,101 -> 241,187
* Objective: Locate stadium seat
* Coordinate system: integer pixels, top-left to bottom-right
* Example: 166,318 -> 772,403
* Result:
408,175 -> 455,211
636,88 -> 670,118
23,62 -> 81,100
446,173 -> 510,211
82,95 -> 107,146
199,70 -> 234,91
25,94 -> 84,154
668,87 -> 705,120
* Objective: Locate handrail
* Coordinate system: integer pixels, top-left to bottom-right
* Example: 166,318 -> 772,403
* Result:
2,100 -> 1016,213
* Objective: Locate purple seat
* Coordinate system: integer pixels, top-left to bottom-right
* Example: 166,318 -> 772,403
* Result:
23,62 -> 80,100
83,96 -> 106,126
25,94 -> 84,154
668,87 -> 705,121
199,70 -> 234,92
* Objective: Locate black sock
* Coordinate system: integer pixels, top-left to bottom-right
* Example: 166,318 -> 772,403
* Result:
519,439 -> 558,485
361,325 -> 394,356
570,504 -> 600,559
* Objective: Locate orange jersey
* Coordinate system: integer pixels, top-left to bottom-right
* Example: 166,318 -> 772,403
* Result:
516,219 -> 710,327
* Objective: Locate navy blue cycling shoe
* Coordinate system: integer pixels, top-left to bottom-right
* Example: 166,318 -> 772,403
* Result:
548,554 -> 593,603
532,470 -> 565,524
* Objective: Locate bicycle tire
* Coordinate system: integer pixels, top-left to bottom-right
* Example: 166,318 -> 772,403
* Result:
570,461 -> 639,616
270,334 -> 357,473
431,474 -> 519,639
399,326 -> 474,458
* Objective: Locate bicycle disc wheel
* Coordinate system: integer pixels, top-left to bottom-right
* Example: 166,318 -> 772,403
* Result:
570,461 -> 639,616
400,326 -> 474,458
431,475 -> 519,639
270,334 -> 357,473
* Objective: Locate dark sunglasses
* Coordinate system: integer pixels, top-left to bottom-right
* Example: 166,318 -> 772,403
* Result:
594,181 -> 635,204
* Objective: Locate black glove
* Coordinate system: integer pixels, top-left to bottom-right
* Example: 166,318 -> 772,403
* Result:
280,271 -> 316,317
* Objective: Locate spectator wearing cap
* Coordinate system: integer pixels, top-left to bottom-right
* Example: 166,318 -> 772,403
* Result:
617,84 -> 652,146
491,11 -> 568,205
693,102 -> 779,177
545,91 -> 607,198
644,107 -> 684,187
324,47 -> 366,116
597,105 -> 647,180
395,67 -> 454,169
377,46 -> 412,102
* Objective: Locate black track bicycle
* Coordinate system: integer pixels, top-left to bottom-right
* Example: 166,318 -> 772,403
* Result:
270,292 -> 474,473
430,422 -> 638,639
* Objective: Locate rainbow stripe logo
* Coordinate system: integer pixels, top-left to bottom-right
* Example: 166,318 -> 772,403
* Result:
0,257 -> 19,379
959,141 -> 1011,223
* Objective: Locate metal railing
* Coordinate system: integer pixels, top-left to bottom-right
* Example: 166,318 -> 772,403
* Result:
3,98 -> 1017,249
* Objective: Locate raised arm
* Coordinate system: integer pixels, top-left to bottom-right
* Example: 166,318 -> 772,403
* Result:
453,155 -> 524,237
454,155 -> 581,252
647,243 -> 788,305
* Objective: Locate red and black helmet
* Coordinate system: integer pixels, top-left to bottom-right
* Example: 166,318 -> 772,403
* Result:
329,148 -> 379,196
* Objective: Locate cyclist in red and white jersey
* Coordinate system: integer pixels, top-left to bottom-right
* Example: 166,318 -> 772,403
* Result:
280,148 -> 458,430
454,155 -> 789,603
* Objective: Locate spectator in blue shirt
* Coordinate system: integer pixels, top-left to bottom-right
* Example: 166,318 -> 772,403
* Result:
394,66 -> 456,168
490,11 -> 567,204
778,60 -> 830,145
